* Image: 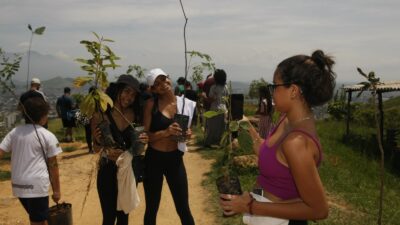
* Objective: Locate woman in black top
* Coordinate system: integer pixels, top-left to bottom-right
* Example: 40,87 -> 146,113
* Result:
92,75 -> 148,225
143,68 -> 195,225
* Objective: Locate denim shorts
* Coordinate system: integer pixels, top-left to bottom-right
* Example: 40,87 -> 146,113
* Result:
19,196 -> 49,222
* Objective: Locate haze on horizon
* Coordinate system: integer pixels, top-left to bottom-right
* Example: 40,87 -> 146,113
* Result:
1,0 -> 399,84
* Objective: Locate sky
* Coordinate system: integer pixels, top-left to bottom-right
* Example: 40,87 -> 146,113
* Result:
1,0 -> 399,84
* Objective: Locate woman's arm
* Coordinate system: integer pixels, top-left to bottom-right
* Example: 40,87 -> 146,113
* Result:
220,133 -> 328,220
243,116 -> 263,155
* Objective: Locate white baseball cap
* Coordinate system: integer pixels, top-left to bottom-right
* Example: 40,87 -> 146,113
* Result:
146,68 -> 168,86
31,78 -> 41,84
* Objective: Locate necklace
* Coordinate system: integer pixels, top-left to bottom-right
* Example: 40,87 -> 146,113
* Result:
288,116 -> 313,128
113,107 -> 135,128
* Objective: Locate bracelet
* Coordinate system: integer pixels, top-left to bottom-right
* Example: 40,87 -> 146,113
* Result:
247,195 -> 255,215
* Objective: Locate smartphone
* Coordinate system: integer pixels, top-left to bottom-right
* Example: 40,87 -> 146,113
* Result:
252,188 -> 263,196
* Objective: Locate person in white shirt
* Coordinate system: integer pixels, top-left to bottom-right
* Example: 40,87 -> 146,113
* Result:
0,96 -> 62,225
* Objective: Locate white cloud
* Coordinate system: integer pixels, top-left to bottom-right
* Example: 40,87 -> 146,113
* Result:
1,0 -> 400,83
54,51 -> 71,60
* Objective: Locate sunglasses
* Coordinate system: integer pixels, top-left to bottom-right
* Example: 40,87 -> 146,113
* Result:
153,75 -> 169,87
267,83 -> 292,93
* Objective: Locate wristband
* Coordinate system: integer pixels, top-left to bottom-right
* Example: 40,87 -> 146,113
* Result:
247,195 -> 255,215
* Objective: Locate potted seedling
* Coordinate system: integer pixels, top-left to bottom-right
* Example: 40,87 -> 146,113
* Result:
203,83 -> 252,216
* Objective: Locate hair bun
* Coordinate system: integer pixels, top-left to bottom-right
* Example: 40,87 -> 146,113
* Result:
311,50 -> 334,72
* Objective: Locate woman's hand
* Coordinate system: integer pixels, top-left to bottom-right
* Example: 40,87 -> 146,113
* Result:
166,122 -> 182,136
139,132 -> 149,144
219,192 -> 253,214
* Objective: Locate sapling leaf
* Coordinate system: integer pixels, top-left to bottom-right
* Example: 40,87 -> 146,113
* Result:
34,26 -> 46,35
203,110 -> 223,119
239,121 -> 251,130
73,76 -> 93,87
229,121 -> 239,132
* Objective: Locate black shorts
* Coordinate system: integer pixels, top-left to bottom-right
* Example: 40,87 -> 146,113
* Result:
62,118 -> 75,128
19,196 -> 49,222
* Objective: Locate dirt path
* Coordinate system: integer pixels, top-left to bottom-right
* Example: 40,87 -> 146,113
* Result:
0,142 -> 216,225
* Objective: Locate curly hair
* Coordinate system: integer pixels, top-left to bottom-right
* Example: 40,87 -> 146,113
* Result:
276,50 -> 336,107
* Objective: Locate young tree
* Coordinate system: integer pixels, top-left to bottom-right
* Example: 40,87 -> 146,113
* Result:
26,24 -> 45,90
357,67 -> 385,225
248,78 -> 268,99
73,32 -> 120,118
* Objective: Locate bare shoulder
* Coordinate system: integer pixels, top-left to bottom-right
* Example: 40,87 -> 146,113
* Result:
281,130 -> 319,162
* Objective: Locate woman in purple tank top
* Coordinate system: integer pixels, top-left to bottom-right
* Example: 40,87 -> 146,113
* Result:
220,50 -> 336,225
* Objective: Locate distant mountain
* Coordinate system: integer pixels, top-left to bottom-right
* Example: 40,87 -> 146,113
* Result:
5,50 -> 81,83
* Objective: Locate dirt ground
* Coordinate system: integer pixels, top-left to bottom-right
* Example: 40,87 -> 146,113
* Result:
0,142 -> 216,225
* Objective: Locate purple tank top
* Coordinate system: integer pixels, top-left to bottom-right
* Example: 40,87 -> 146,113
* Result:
256,117 -> 322,200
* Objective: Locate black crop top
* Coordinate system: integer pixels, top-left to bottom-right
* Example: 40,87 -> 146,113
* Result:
149,97 -> 174,133
106,110 -> 134,150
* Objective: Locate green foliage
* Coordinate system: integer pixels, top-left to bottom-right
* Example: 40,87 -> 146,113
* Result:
248,78 -> 268,99
0,48 -> 21,93
317,120 -> 400,225
28,24 -> 46,35
327,87 -> 348,120
243,103 -> 257,116
198,120 -> 400,225
63,146 -> 78,152
0,170 -> 11,181
73,32 -> 120,117
126,64 -> 146,80
206,82 -> 252,176
186,50 -> 215,84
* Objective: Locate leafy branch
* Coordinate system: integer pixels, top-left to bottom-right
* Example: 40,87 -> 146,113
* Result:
126,64 -> 146,80
186,50 -> 215,84
0,48 -> 21,93
73,32 -> 120,117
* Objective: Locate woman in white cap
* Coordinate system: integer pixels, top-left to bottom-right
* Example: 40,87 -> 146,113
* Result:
92,74 -> 148,225
143,68 -> 195,225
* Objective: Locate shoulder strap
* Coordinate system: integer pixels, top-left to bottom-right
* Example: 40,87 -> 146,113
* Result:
152,96 -> 159,115
281,129 -> 323,165
105,110 -> 126,149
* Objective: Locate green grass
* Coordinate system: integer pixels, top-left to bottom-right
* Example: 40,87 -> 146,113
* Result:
47,118 -> 86,142
0,170 -> 11,181
196,119 -> 400,225
317,120 -> 400,225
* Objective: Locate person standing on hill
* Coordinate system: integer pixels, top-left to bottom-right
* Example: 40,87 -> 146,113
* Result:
220,50 -> 335,225
203,69 -> 228,147
0,97 -> 62,225
92,75 -> 148,225
20,78 -> 49,128
143,68 -> 195,225
20,78 -> 48,103
56,87 -> 76,142
256,85 -> 274,138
